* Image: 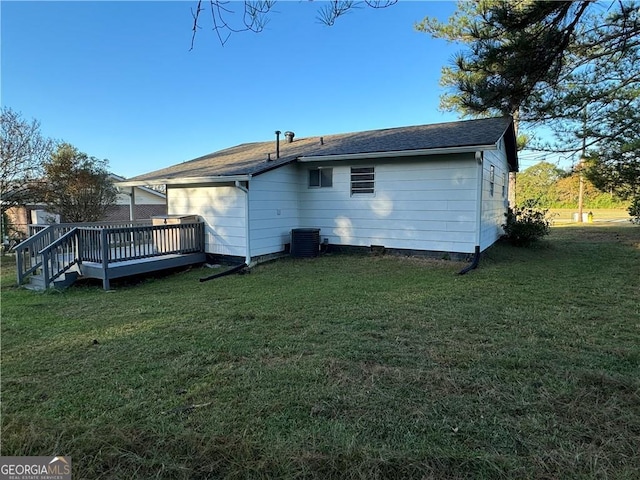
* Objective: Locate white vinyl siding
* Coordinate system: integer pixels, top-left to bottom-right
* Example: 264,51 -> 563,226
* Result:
298,154 -> 479,254
167,185 -> 246,257
163,140 -> 511,259
480,143 -> 510,250
249,165 -> 300,257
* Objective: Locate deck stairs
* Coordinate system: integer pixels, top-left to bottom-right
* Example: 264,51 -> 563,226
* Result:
24,270 -> 80,291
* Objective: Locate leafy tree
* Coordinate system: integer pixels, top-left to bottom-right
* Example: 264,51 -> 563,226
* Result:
516,161 -> 629,209
515,161 -> 565,208
0,107 -> 54,236
42,143 -> 117,223
556,171 -> 629,209
584,124 -> 640,202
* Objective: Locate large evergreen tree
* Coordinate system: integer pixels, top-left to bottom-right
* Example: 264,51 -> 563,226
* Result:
418,1 -> 640,205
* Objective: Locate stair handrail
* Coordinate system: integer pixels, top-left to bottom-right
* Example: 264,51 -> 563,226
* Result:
14,225 -> 56,284
39,228 -> 80,287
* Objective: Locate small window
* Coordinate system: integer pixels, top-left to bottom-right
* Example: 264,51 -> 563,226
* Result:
351,167 -> 375,195
489,165 -> 495,197
309,168 -> 332,188
502,173 -> 507,198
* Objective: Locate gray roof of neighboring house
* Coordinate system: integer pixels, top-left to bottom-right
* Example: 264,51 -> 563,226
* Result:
110,173 -> 166,198
124,116 -> 517,184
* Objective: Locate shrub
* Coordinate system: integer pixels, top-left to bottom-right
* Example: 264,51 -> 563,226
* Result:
502,200 -> 551,246
628,195 -> 640,224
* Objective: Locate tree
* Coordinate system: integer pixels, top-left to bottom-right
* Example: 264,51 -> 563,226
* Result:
417,1 -> 640,205
42,143 -> 117,223
0,107 -> 54,236
584,117 -> 640,202
515,161 -> 565,208
189,0 -> 397,47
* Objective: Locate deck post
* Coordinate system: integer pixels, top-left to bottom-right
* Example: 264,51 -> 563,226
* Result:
42,250 -> 50,288
198,222 -> 205,251
16,251 -> 24,285
101,228 -> 110,290
76,230 -> 82,265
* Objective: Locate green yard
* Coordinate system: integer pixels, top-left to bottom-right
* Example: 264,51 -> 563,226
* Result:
1,224 -> 639,479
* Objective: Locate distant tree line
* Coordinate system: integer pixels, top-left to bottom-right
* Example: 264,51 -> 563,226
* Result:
516,161 -> 629,210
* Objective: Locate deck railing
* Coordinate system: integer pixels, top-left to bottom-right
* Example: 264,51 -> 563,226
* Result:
85,222 -> 205,265
41,228 -> 80,285
15,225 -> 57,283
27,220 -> 153,238
16,221 -> 205,287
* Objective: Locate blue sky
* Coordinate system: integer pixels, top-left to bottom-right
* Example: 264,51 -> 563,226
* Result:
2,1 -> 549,178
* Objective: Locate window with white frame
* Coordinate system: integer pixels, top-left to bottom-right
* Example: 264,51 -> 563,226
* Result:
309,167 -> 333,188
489,164 -> 495,196
350,167 -> 375,195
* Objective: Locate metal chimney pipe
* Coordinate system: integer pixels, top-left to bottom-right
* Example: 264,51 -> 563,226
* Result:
275,130 -> 281,159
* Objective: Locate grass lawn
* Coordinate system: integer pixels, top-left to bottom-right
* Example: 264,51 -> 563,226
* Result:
1,224 -> 639,479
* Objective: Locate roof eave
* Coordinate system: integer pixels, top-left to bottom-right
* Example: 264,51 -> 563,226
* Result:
115,174 -> 252,187
297,144 -> 498,163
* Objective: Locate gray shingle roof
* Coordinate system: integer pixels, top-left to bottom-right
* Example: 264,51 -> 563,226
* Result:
127,116 -> 517,183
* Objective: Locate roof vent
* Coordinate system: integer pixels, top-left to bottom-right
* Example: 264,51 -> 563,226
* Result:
267,153 -> 272,161
275,130 -> 281,159
284,131 -> 295,143
320,137 -> 324,146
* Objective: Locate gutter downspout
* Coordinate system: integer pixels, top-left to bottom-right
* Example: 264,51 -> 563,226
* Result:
459,151 -> 483,275
199,262 -> 247,282
235,180 -> 252,266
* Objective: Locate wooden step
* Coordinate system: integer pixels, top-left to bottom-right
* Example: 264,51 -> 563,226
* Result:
25,271 -> 79,290
24,274 -> 46,291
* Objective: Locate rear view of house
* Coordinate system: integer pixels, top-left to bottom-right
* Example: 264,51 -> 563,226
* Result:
118,117 -> 518,264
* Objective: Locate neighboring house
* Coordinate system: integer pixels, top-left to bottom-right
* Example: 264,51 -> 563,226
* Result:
107,174 -> 167,222
117,117 -> 518,264
4,175 -> 167,238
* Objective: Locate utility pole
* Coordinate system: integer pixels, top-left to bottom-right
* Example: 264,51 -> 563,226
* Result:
577,161 -> 585,223
509,110 -> 520,208
577,107 -> 587,223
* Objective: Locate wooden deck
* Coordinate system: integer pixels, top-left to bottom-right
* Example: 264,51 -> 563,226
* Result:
79,252 -> 206,289
15,220 -> 206,290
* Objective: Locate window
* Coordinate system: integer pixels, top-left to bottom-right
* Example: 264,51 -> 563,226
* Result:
502,173 -> 507,198
351,167 -> 375,195
489,165 -> 495,197
309,168 -> 332,188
